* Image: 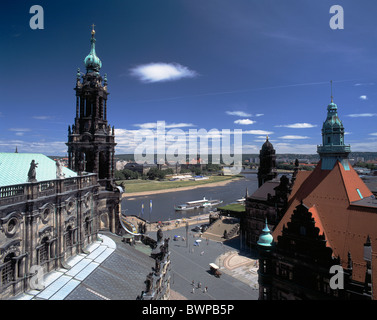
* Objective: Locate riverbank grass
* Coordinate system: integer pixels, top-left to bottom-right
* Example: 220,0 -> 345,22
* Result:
118,175 -> 242,194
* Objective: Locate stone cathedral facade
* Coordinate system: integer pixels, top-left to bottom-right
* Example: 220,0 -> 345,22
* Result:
0,27 -> 121,299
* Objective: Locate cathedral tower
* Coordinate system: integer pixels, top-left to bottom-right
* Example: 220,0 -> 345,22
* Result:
67,26 -> 116,189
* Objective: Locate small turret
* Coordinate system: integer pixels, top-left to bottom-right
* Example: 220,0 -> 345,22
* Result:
257,218 -> 274,247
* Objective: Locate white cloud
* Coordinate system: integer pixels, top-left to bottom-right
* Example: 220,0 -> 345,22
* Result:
255,114 -> 264,117
133,122 -> 195,129
279,135 -> 310,140
349,140 -> 377,152
33,116 -> 53,120
359,95 -> 368,100
243,130 -> 273,135
354,83 -> 374,86
0,139 -> 67,155
346,113 -> 377,117
234,119 -> 255,125
9,128 -> 31,132
275,123 -> 317,128
253,139 -> 275,143
226,111 -> 251,117
242,144 -> 260,153
130,63 -> 197,83
114,128 -> 144,154
369,133 -> 377,136
9,128 -> 31,136
273,143 -> 317,154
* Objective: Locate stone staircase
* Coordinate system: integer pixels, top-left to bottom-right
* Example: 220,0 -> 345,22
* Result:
202,217 -> 240,242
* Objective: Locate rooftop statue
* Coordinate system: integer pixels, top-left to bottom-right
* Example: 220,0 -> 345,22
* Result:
56,159 -> 65,179
27,160 -> 38,182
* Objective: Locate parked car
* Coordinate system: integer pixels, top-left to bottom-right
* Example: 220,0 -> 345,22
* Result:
192,226 -> 201,232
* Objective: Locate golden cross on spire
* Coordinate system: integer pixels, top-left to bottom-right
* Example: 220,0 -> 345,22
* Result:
91,24 -> 96,35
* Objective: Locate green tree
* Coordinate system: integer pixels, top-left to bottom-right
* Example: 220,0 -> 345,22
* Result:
122,169 -> 139,180
114,170 -> 125,180
147,168 -> 167,180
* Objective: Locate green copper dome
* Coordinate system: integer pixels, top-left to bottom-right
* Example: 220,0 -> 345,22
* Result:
324,102 -> 343,127
257,219 -> 273,247
84,28 -> 102,74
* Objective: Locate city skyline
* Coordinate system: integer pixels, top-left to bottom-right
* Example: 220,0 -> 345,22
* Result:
2,1 -> 377,156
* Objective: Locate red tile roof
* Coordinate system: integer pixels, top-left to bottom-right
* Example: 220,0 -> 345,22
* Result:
273,160 -> 377,284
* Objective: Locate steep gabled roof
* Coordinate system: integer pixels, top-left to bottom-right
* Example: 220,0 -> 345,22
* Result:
273,160 -> 377,283
308,205 -> 331,249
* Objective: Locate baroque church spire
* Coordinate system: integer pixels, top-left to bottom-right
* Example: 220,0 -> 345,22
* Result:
84,24 -> 102,74
66,26 -> 116,189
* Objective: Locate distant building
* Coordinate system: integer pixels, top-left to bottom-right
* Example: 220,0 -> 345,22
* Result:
124,162 -> 157,175
116,160 -> 128,171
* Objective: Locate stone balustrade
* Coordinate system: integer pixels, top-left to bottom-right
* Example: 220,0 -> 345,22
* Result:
0,173 -> 98,206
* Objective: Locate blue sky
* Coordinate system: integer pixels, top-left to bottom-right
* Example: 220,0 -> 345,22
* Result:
2,0 -> 377,156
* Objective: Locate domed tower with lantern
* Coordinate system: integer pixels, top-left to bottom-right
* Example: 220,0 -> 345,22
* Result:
257,136 -> 277,188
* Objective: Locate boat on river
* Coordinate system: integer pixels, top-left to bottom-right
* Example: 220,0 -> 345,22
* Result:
174,197 -> 223,211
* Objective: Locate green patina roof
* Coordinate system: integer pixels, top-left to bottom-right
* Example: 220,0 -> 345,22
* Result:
0,153 -> 77,187
84,29 -> 102,73
218,203 -> 246,213
323,102 -> 343,127
257,219 -> 273,247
